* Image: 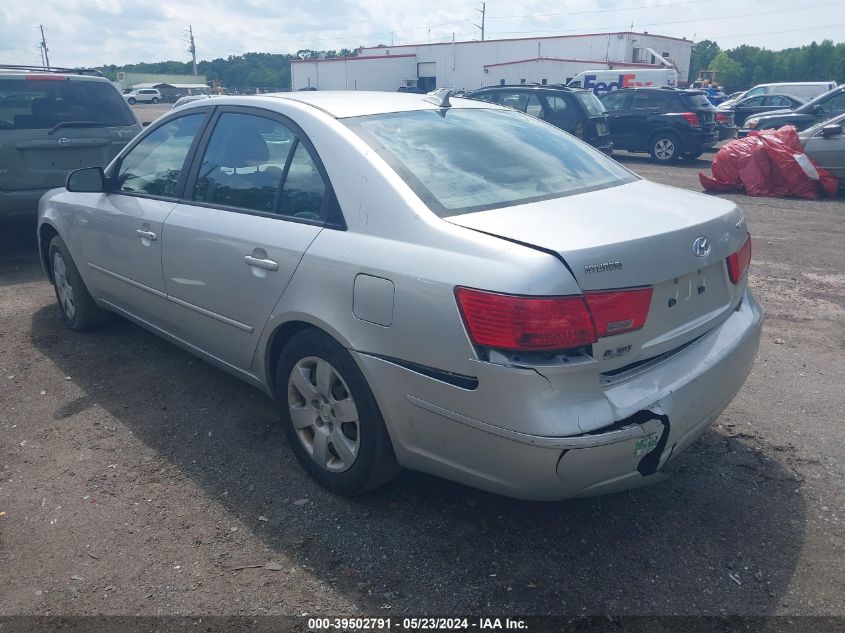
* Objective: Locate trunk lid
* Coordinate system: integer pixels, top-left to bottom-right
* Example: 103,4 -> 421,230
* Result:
446,179 -> 749,367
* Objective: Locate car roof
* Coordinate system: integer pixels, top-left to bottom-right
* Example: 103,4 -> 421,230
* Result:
472,84 -> 587,93
0,65 -> 105,79
177,91 -> 504,119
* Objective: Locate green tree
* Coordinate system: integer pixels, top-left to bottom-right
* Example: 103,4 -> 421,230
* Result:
709,52 -> 743,92
689,39 -> 720,83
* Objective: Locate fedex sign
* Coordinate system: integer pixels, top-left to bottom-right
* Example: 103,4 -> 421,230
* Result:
583,73 -> 654,95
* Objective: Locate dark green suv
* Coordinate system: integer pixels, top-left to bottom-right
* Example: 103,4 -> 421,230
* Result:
0,66 -> 141,218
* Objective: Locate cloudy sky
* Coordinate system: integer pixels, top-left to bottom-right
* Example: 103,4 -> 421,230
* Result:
1,0 -> 843,67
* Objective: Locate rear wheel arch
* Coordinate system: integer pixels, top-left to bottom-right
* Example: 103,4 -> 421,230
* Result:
39,223 -> 60,283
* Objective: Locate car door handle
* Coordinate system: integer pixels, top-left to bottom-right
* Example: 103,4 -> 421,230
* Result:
244,255 -> 279,271
135,229 -> 157,241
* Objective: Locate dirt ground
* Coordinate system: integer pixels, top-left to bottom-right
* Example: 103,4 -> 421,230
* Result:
0,152 -> 843,618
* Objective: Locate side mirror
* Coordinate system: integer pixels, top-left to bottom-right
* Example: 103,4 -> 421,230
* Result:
142,121 -> 151,127
812,104 -> 824,115
821,123 -> 843,138
66,167 -> 105,193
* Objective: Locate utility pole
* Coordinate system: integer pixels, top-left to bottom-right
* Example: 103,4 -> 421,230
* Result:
474,2 -> 486,41
186,25 -> 198,76
39,25 -> 50,68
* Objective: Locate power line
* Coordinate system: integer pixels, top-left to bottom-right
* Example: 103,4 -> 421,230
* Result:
486,0 -> 714,20
492,0 -> 843,38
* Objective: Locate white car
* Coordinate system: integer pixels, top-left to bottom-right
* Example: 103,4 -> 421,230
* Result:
124,89 -> 161,105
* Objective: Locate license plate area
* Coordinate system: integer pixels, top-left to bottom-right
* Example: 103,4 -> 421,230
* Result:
595,121 -> 608,136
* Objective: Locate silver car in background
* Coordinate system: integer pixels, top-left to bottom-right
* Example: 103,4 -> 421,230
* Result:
37,91 -> 762,500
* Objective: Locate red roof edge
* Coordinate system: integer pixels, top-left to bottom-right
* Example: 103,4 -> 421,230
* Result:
291,53 -> 416,64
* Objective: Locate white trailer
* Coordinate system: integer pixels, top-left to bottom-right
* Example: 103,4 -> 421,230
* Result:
568,68 -> 679,95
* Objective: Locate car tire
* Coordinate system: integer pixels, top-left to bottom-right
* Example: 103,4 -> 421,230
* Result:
649,133 -> 681,163
127,97 -> 136,105
48,236 -> 112,331
682,150 -> 703,161
151,97 -> 159,104
275,329 -> 400,495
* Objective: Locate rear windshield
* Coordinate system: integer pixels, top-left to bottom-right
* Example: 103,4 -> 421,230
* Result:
0,78 -> 136,130
681,94 -> 712,108
343,108 -> 636,217
574,92 -> 605,116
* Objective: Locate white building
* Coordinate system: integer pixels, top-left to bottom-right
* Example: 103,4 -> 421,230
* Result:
291,31 -> 692,92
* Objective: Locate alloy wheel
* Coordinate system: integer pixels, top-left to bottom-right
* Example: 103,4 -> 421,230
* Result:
654,138 -> 676,160
52,251 -> 76,320
287,356 -> 360,472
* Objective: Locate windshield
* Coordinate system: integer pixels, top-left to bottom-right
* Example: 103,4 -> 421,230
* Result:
0,78 -> 136,130
574,92 -> 605,116
343,108 -> 636,217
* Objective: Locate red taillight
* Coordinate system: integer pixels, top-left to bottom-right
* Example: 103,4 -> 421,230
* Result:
681,112 -> 700,127
454,288 -> 596,351
585,287 -> 653,337
726,235 -> 752,284
454,286 -> 654,352
715,112 -> 730,123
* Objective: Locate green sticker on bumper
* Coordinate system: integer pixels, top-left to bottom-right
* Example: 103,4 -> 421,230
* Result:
634,432 -> 660,456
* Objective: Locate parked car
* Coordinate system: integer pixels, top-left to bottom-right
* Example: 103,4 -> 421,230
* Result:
397,86 -> 426,94
598,87 -> 718,161
715,110 -> 737,141
719,93 -> 805,127
467,85 -> 612,154
741,85 -> 845,136
124,88 -> 162,105
799,112 -> 845,184
741,81 -> 836,103
0,65 -> 141,219
37,90 -> 762,500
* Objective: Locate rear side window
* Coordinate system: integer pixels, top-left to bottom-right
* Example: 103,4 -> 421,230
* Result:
0,78 -> 136,130
117,113 -> 204,197
681,94 -> 712,108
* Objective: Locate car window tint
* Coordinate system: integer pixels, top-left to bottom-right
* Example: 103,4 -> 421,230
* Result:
472,92 -> 498,103
525,95 -> 544,118
117,113 -> 204,197
278,141 -> 326,220
573,92 -> 605,116
344,109 -> 637,217
0,78 -> 136,130
763,96 -> 786,106
820,93 -> 845,114
545,96 -> 569,112
630,92 -> 660,109
744,97 -> 766,107
192,112 -> 294,213
499,93 -> 528,112
599,91 -> 628,110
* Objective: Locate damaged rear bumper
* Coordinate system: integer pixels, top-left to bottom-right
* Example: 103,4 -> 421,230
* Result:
355,290 -> 763,501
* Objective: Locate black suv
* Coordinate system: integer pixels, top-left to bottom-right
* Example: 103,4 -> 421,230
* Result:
467,85 -> 612,154
598,87 -> 718,162
740,85 -> 845,136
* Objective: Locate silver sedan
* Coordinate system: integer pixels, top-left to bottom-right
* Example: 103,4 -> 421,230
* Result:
37,90 -> 763,500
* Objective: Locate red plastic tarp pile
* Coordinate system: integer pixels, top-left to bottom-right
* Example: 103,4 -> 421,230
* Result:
699,126 -> 838,199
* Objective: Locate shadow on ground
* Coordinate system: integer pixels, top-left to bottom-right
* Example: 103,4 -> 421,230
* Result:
29,294 -> 805,615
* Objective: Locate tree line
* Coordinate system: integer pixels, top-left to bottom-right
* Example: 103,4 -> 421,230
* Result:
98,49 -> 357,91
689,39 -> 845,93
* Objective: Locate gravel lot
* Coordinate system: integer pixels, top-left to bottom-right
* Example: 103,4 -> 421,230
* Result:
0,151 -> 843,617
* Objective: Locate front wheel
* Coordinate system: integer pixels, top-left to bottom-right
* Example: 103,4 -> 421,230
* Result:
127,97 -> 136,105
276,329 -> 399,495
49,236 -> 112,331
649,133 -> 681,162
151,97 -> 160,104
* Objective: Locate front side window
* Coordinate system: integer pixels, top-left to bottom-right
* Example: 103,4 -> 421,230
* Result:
525,95 -> 544,118
192,112 -> 294,213
117,113 -> 204,196
820,93 -> 845,115
344,108 -> 636,217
